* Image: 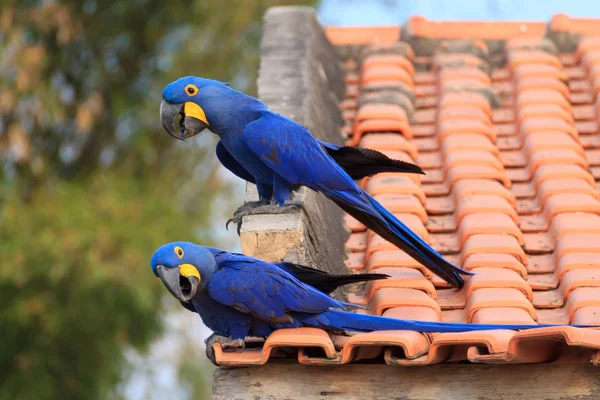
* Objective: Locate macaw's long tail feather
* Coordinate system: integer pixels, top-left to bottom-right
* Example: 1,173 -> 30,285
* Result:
275,261 -> 389,295
323,145 -> 425,180
327,188 -> 472,288
304,309 -> 596,333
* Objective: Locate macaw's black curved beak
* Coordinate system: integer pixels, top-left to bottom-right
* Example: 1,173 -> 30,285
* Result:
160,99 -> 209,141
156,265 -> 200,302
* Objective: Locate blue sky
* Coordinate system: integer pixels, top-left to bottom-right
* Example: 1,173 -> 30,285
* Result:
318,0 -> 600,25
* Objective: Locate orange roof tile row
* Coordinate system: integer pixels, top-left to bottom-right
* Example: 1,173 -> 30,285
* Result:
214,18 -> 600,366
213,326 -> 600,366
325,14 -> 600,46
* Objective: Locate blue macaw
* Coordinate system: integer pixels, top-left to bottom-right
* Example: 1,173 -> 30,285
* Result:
160,77 -> 471,288
151,242 -> 595,365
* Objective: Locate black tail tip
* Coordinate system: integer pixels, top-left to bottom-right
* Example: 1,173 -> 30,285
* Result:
365,273 -> 391,281
450,270 -> 476,289
404,162 -> 426,175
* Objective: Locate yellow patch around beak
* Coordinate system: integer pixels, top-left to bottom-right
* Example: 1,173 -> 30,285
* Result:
184,102 -> 208,126
179,264 -> 201,281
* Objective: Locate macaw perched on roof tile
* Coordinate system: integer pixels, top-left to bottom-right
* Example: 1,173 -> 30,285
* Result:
151,242 -> 597,365
160,76 -> 471,288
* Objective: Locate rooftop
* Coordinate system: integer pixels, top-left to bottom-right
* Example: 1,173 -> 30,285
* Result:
211,7 -> 600,382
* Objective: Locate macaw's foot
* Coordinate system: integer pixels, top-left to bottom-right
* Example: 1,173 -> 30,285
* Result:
225,200 -> 303,235
204,333 -> 245,366
224,200 -> 270,232
227,200 -> 270,226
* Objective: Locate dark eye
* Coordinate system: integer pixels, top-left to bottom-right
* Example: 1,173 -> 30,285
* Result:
174,246 -> 185,258
184,84 -> 198,96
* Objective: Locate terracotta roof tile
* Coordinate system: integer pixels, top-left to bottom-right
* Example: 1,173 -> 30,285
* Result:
362,54 -> 415,76
514,64 -> 569,81
325,26 -> 401,45
214,14 -> 600,367
550,14 -> 600,36
404,16 -> 546,41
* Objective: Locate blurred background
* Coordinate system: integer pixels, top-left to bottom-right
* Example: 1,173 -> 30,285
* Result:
0,1 -> 596,399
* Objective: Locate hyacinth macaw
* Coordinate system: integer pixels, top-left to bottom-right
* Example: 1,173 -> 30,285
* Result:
159,76 -> 471,288
151,242 -> 594,365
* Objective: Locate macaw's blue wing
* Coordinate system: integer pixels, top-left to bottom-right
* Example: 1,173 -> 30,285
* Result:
243,113 -> 471,288
217,133 -> 423,185
243,114 -> 359,191
317,140 -> 425,179
205,246 -> 387,295
216,140 -> 256,184
207,252 -> 351,323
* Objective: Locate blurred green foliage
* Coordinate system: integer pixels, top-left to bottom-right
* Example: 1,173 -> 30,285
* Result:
0,0 -> 314,399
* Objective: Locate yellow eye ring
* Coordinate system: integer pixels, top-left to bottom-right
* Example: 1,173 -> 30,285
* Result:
184,84 -> 198,96
174,246 -> 184,259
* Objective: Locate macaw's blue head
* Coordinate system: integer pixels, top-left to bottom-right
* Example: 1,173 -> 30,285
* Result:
150,241 -> 217,302
160,76 -> 229,140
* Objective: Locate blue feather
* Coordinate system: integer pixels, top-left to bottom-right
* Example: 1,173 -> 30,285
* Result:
300,309 -> 597,332
326,188 -> 472,287
215,140 -> 256,183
